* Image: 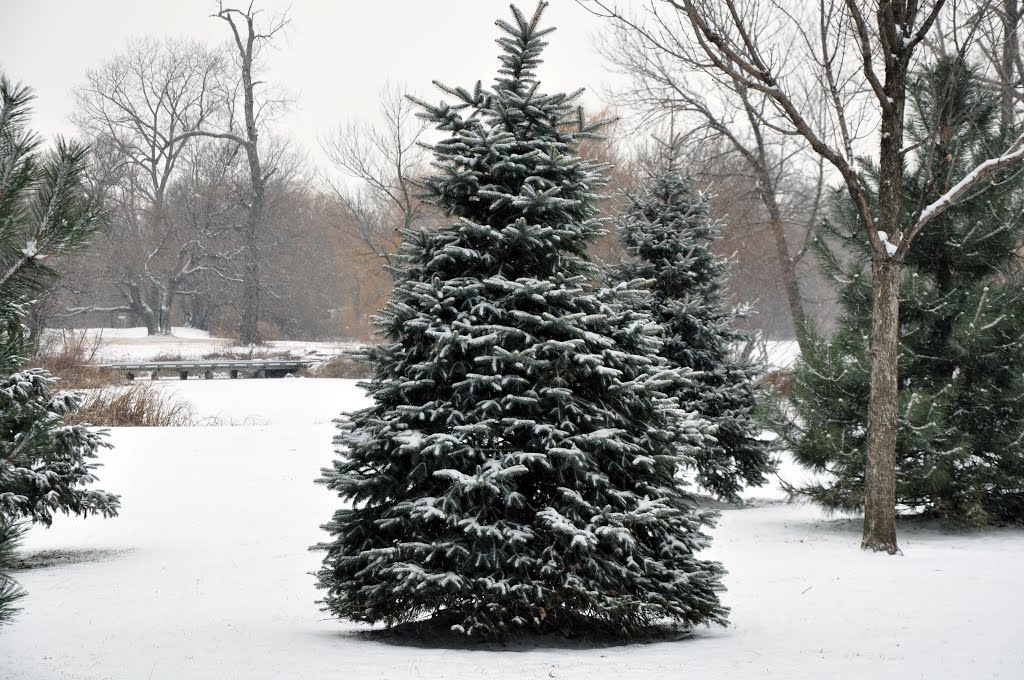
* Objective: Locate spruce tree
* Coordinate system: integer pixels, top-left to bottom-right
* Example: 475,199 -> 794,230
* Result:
611,142 -> 773,502
769,57 -> 1024,525
314,3 -> 727,639
0,75 -> 119,626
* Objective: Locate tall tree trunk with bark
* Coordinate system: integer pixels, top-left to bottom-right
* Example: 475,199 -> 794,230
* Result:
861,49 -> 909,553
159,285 -> 175,336
762,194 -> 807,336
863,257 -> 901,552
238,62 -> 264,346
216,4 -> 272,346
744,91 -> 810,340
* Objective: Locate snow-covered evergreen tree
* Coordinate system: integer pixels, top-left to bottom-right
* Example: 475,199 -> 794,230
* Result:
0,519 -> 25,627
769,57 -> 1024,525
313,3 -> 727,639
0,369 -> 116,526
611,142 -> 773,502
0,74 -> 119,626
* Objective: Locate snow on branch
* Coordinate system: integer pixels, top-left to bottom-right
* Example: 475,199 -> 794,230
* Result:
905,132 -> 1024,246
62,305 -> 132,317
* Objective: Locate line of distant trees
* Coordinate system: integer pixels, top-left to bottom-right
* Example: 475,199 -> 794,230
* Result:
30,3 -> 845,344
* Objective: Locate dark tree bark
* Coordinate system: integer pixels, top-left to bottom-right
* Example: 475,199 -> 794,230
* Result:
765,197 -> 807,337
860,33 -> 910,553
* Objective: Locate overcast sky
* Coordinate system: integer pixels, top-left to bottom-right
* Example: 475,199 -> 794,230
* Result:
0,0 -> 634,170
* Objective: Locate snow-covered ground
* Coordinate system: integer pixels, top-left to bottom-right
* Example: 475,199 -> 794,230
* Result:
49,327 -> 799,371
764,340 -> 800,370
2,378 -> 1022,679
47,326 -> 362,364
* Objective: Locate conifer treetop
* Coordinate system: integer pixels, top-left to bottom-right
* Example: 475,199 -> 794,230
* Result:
494,2 -> 554,91
1,76 -> 102,339
411,2 -> 603,158
406,1 -> 612,283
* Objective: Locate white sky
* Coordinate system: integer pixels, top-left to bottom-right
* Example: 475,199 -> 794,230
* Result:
0,0 -> 635,171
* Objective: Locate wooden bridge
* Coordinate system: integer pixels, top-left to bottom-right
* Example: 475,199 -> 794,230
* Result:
94,359 -> 315,381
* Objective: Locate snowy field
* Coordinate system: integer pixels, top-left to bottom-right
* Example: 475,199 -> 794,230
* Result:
3,375 -> 1022,678
48,326 -> 362,364
48,326 -> 800,371
763,339 -> 800,369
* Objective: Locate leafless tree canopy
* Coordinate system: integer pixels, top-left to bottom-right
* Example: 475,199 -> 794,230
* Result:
592,1 -> 835,341
320,83 -> 431,271
55,29 -> 355,343
70,37 -> 236,335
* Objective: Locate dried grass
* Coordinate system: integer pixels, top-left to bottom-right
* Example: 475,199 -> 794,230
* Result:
758,369 -> 793,399
151,352 -> 186,362
26,330 -> 120,390
311,354 -> 373,379
67,383 -> 206,427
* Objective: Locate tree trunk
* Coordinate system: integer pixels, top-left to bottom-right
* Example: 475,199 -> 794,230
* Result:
240,222 -> 260,344
1001,0 -> 1021,134
750,119 -> 807,344
767,210 -> 806,339
143,314 -> 160,336
861,42 -> 908,554
127,286 -> 160,336
237,24 -> 264,347
159,286 -> 174,336
212,6 -> 285,345
862,257 -> 901,553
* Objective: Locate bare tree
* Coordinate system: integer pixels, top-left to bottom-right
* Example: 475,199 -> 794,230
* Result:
159,135 -> 348,341
245,137 -> 344,340
594,10 -> 831,344
71,38 -> 234,335
321,82 -> 431,272
681,137 -> 836,338
952,0 -> 1023,131
315,84 -> 436,338
194,2 -> 290,345
167,136 -> 249,330
588,0 -> 1024,553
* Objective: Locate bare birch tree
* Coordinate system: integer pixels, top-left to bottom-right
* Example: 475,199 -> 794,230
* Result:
588,0 -> 1024,553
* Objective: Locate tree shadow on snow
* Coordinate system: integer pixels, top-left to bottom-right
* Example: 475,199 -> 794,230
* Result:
341,617 -> 698,651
